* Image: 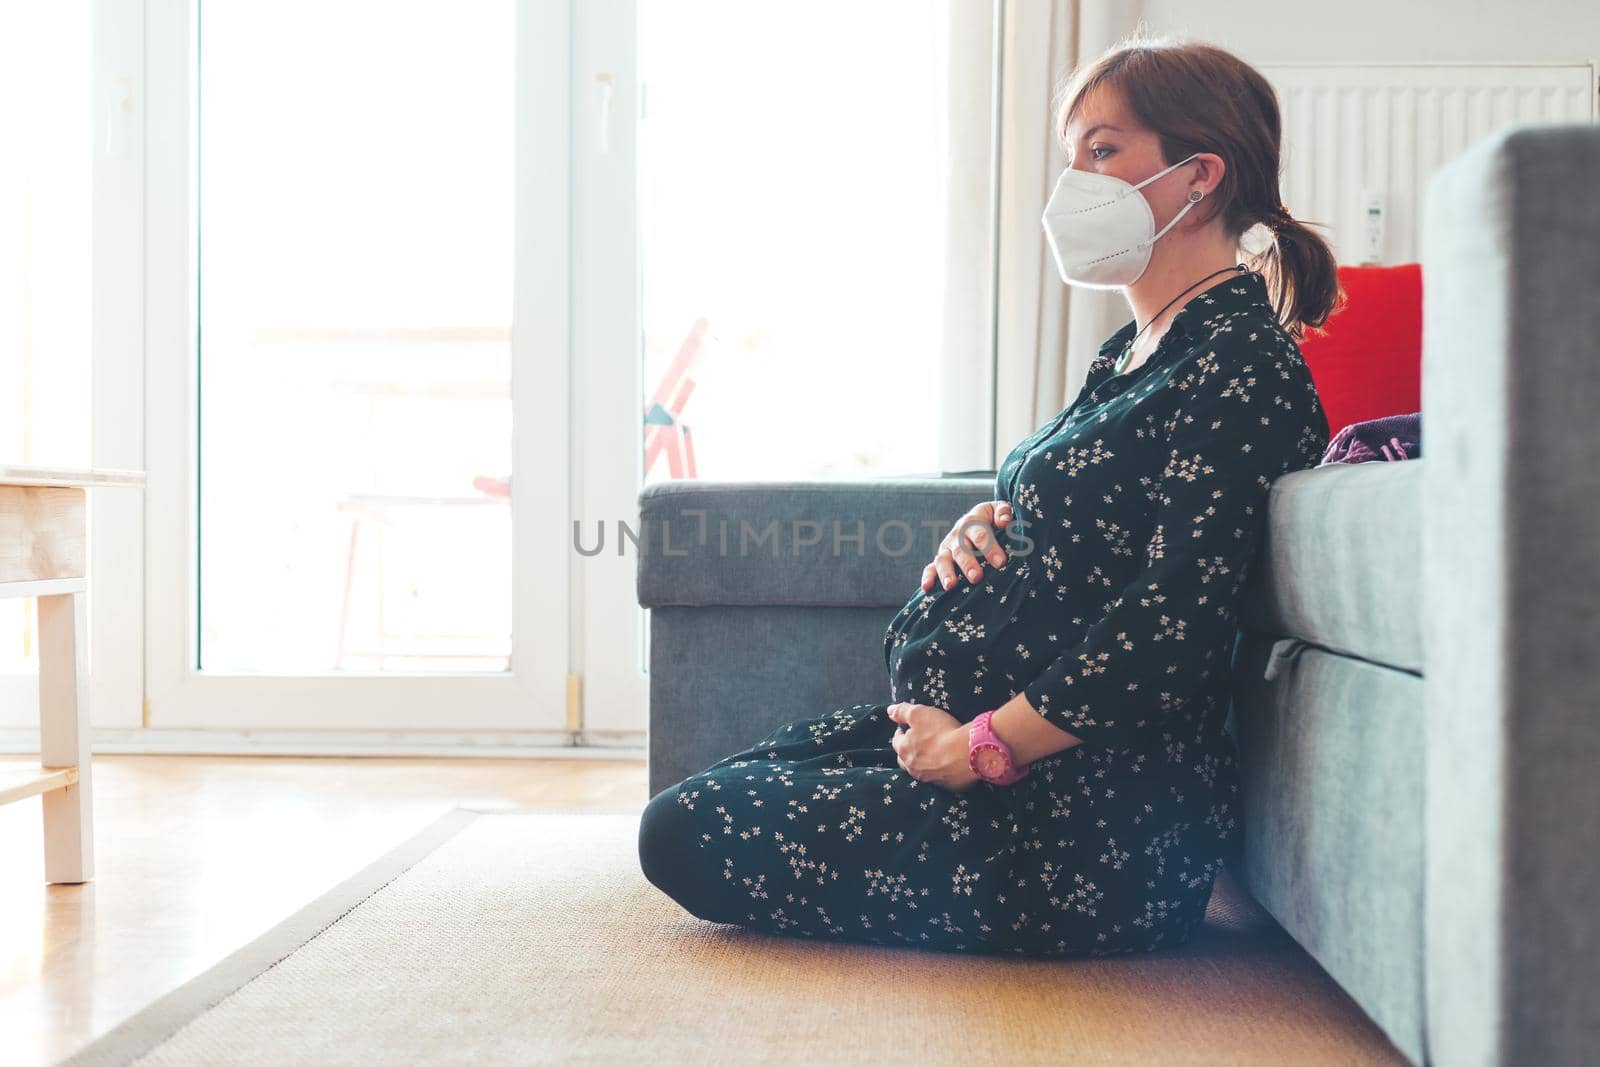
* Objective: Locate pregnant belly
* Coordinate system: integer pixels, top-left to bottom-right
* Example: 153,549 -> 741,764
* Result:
884,561 -> 1036,719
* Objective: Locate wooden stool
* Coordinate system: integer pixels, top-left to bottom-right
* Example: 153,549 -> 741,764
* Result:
0,464 -> 146,884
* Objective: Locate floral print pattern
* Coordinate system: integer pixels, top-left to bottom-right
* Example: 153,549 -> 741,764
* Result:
665,268 -> 1329,956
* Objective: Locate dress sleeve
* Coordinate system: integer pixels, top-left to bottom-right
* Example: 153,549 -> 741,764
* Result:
1020,346 -> 1327,751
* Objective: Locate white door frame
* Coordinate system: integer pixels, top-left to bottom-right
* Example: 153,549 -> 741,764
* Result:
570,0 -> 647,737
141,0 -> 572,732
90,0 -> 148,731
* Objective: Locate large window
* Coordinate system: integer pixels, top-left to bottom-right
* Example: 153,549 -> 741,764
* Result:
196,2 -> 516,674
637,0 -> 998,484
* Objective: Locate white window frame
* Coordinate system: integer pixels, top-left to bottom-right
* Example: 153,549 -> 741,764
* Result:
569,0 -> 646,737
140,0 -> 572,733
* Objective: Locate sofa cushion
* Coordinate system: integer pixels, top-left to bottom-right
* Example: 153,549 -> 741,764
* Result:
1231,631 -> 1426,1063
1240,458 -> 1423,675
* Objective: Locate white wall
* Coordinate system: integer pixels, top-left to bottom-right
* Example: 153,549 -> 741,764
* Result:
1136,0 -> 1599,65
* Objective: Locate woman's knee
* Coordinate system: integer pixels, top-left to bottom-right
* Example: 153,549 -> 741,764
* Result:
638,783 -> 689,892
637,782 -> 741,924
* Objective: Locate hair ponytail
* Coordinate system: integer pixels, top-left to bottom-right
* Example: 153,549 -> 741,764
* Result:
1253,205 -> 1345,342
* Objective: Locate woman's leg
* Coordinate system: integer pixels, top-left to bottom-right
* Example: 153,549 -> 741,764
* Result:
637,781 -> 747,925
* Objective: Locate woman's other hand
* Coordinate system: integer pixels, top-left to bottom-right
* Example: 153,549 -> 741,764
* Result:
921,500 -> 1013,591
886,702 -> 980,791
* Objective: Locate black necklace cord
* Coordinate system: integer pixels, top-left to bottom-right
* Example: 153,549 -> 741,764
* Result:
1116,262 -> 1247,374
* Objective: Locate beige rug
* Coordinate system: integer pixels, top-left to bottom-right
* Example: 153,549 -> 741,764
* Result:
63,808 -> 1406,1066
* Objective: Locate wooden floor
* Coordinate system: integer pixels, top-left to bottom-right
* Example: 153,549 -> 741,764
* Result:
0,754 -> 645,1067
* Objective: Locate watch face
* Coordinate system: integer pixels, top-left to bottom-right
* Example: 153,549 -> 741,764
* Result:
973,745 -> 1008,777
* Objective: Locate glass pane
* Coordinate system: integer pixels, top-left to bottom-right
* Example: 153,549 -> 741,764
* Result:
0,2 -> 93,682
638,0 -> 996,483
197,2 -> 515,674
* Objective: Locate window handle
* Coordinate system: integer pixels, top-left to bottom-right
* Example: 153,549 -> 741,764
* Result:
104,74 -> 134,159
595,72 -> 614,154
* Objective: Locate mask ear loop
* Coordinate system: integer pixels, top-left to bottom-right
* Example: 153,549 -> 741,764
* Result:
1130,152 -> 1201,191
1141,186 -> 1204,248
1127,153 -> 1203,248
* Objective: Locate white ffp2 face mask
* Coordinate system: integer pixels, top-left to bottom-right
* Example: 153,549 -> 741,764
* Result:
1041,152 -> 1201,289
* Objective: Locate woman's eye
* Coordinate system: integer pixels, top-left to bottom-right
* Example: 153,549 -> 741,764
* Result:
1090,146 -> 1112,160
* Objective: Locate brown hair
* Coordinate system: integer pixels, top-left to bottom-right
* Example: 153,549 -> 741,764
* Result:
1053,31 -> 1345,341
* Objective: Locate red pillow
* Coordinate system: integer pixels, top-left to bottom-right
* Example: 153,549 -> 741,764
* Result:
1294,262 -> 1422,437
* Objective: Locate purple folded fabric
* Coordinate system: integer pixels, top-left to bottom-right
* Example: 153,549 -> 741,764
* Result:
1319,411 -> 1421,465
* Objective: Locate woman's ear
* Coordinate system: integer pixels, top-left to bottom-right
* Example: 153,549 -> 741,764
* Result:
1192,152 -> 1226,199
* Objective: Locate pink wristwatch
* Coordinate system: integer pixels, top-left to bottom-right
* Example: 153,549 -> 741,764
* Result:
967,710 -> 1028,785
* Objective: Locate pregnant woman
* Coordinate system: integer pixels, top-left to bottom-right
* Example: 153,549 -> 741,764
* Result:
638,37 -> 1336,957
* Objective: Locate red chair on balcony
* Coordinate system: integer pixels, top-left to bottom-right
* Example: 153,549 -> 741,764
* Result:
643,317 -> 708,480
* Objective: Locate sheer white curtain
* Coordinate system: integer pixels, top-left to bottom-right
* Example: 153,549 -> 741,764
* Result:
934,0 -> 1000,475
992,0 -> 1140,459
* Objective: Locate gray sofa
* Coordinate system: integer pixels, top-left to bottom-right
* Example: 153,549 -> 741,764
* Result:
635,124 -> 1600,1066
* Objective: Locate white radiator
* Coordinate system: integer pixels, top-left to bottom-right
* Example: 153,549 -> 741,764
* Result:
1255,62 -> 1598,265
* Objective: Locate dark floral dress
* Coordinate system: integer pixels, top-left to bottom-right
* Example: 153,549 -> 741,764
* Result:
668,267 -> 1329,956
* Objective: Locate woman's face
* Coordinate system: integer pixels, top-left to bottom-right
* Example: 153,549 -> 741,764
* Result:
1062,90 -> 1205,235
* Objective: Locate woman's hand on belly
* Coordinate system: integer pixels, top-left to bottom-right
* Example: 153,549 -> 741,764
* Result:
922,499 -> 1014,592
886,702 -> 980,792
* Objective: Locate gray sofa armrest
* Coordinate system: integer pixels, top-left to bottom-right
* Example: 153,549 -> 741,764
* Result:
636,476 -> 997,610
1421,123 -> 1600,1066
636,476 -> 995,796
